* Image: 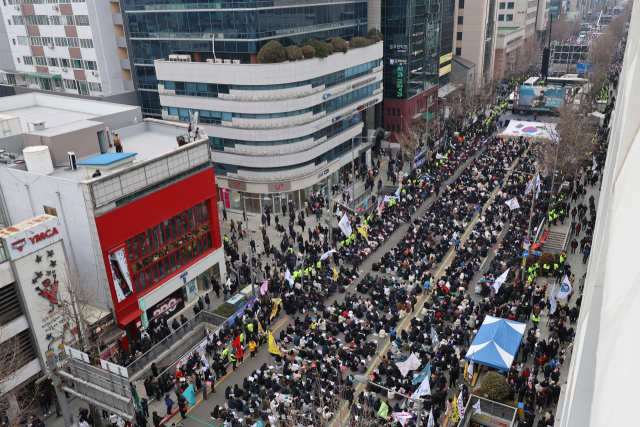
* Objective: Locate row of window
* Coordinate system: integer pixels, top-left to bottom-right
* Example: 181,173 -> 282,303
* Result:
161,59 -> 381,99
212,137 -> 363,176
165,82 -> 379,125
126,5 -> 366,40
123,0 -> 358,11
63,79 -> 102,92
499,2 -> 515,9
17,36 -> 93,49
133,232 -> 213,294
7,0 -> 85,3
498,14 -> 514,21
125,202 -> 212,294
23,56 -> 96,70
12,15 -> 90,26
209,114 -> 360,150
126,201 -> 210,264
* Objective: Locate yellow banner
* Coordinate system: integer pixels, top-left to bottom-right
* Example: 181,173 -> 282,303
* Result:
357,223 -> 368,241
270,298 -> 281,320
268,330 -> 281,356
333,267 -> 339,281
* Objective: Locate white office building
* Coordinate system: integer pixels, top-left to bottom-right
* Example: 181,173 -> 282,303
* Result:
155,42 -> 384,214
0,0 -> 135,102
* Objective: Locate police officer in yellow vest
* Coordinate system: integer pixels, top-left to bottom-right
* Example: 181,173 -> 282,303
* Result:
532,313 -> 540,328
222,347 -> 229,361
230,352 -> 237,371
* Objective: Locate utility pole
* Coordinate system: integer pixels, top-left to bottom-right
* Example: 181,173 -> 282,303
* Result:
327,178 -> 332,247
46,352 -> 74,427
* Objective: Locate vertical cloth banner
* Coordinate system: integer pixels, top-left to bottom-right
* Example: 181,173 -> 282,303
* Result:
184,384 -> 197,407
413,369 -> 432,398
338,214 -> 352,238
472,400 -> 482,415
333,267 -> 339,281
557,275 -> 573,299
378,402 -> 389,419
456,390 -> 466,419
549,282 -> 558,314
467,353 -> 474,381
260,280 -> 269,295
268,331 -> 281,356
285,270 -> 294,286
427,410 -> 435,427
492,268 -> 510,293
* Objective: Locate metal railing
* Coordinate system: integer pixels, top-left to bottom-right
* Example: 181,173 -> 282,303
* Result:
126,310 -> 226,376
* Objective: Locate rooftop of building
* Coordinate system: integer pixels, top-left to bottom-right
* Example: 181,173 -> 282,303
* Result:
42,120 -> 206,182
0,93 -> 139,132
452,55 -> 476,69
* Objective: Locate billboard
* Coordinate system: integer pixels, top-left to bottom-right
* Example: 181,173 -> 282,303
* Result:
515,85 -> 568,112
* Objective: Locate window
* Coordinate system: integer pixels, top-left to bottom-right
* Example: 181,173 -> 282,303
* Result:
90,82 -> 102,92
506,14 -> 514,21
499,2 -> 505,8
17,36 -> 29,45
64,79 -> 77,90
44,206 -> 58,217
72,59 -> 83,69
392,108 -> 395,116
387,107 -> 390,116
12,39 -> 15,45
456,48 -> 462,55
47,57 -> 59,67
80,38 -> 94,49
16,58 -> 20,63
458,16 -> 464,25
458,0 -> 464,8
392,124 -> 395,132
35,57 -> 47,66
499,14 -> 505,21
84,60 -> 96,70
23,56 -> 33,65
507,2 -> 515,8
457,32 -> 463,41
127,201 -> 213,294
61,58 -> 70,68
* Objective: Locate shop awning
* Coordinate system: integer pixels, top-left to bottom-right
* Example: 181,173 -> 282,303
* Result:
423,112 -> 436,121
116,307 -> 144,328
19,71 -> 62,79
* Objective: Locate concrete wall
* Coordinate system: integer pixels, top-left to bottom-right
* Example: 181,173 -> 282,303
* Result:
87,0 -> 126,96
8,86 -> 139,106
0,167 -> 113,309
23,122 -> 105,166
0,134 -> 25,155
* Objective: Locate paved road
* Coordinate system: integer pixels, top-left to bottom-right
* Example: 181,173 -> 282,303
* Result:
153,135 -> 598,427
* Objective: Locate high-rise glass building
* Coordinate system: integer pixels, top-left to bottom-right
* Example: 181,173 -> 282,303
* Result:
124,0 -> 384,213
380,0 -> 441,140
439,0 -> 456,87
124,0 -> 370,118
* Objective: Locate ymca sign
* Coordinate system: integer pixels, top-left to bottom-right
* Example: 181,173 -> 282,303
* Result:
0,215 -> 63,261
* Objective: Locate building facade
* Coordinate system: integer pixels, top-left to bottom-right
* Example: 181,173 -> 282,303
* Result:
0,94 -> 225,352
155,43 -> 384,214
495,0 -> 538,40
123,0 -> 370,119
381,0 -> 441,140
0,0 -> 135,102
454,0 -> 499,88
493,26 -> 525,79
0,238 -> 41,396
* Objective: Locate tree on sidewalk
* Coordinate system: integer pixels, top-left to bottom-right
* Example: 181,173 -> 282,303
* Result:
0,332 -> 42,427
395,117 -> 426,170
538,103 -> 593,195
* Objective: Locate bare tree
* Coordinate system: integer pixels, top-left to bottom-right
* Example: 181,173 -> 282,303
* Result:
395,117 -> 426,168
0,334 -> 42,427
538,103 -> 594,192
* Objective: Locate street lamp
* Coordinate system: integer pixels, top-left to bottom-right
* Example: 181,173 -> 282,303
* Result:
352,375 -> 426,422
241,194 -> 270,297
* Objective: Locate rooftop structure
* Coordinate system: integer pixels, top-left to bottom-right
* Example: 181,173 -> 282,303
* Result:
0,93 -> 225,354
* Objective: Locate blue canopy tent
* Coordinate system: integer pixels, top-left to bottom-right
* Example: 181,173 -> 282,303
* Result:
465,316 -> 526,371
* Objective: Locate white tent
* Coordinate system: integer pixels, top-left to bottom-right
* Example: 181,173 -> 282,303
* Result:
498,120 -> 557,140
